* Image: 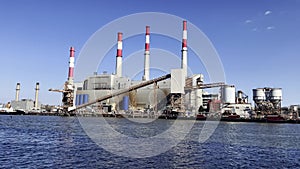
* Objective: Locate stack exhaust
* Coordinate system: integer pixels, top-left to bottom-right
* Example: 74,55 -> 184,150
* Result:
15,83 -> 20,101
143,26 -> 150,81
68,47 -> 75,83
116,32 -> 123,77
181,20 -> 188,78
34,82 -> 39,109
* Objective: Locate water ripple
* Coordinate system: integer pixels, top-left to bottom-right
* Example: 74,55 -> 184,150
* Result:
1,116 -> 300,168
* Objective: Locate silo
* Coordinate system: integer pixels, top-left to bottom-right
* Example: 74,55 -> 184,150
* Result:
270,88 -> 282,109
253,88 -> 265,103
270,88 -> 282,102
221,86 -> 236,104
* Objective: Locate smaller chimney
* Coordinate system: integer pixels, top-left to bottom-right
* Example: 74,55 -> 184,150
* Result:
34,82 -> 39,110
15,83 -> 20,101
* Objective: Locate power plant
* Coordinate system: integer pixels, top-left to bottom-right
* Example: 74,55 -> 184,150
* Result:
3,20 -> 298,123
73,21 -> 210,116
8,82 -> 42,113
44,20 -> 288,121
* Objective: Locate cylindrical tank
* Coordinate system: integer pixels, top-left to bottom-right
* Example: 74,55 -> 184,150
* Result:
221,86 -> 236,104
122,96 -> 129,111
78,94 -> 83,105
237,91 -> 243,99
244,98 -> 248,104
83,94 -> 88,104
75,95 -> 79,106
253,88 -> 265,102
270,88 -> 282,101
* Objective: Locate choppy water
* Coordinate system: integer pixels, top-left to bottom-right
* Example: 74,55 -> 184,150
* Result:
1,115 -> 300,168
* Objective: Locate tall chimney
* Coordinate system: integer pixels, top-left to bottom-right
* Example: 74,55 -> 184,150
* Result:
15,83 -> 20,101
34,82 -> 39,109
68,47 -> 75,83
181,20 -> 188,78
116,32 -> 123,77
143,26 -> 150,81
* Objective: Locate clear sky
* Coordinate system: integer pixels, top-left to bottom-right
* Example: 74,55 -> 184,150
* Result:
0,0 -> 299,106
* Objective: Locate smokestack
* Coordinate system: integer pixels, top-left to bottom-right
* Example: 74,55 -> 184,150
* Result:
34,82 -> 39,110
143,26 -> 150,81
181,20 -> 188,78
116,32 -> 123,77
68,47 -> 75,83
15,83 -> 20,101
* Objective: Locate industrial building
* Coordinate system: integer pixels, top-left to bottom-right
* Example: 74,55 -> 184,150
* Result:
72,21 -> 208,116
50,20 -> 285,120
252,87 -> 282,117
10,82 -> 41,112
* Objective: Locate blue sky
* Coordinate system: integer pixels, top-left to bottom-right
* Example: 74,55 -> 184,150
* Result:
0,0 -> 299,106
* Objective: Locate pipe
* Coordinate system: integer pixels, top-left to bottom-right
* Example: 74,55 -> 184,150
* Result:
68,47 -> 75,83
116,32 -> 123,77
181,20 -> 188,78
143,26 -> 150,81
15,83 -> 20,101
34,82 -> 39,109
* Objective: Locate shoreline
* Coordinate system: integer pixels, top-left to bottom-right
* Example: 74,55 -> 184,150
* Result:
1,112 -> 299,124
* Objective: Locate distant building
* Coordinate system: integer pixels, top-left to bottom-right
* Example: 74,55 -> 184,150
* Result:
11,99 -> 41,112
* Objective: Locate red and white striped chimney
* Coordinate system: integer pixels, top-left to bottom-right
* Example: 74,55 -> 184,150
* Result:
68,47 -> 75,83
116,32 -> 123,77
181,20 -> 188,78
143,26 -> 150,81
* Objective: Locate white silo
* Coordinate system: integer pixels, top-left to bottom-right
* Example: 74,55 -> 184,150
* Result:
270,88 -> 282,101
270,88 -> 282,109
221,85 -> 236,104
253,88 -> 265,103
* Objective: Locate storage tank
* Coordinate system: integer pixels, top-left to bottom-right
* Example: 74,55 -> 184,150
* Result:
75,95 -> 79,106
221,86 -> 236,104
270,88 -> 282,102
82,94 -> 89,104
253,88 -> 265,103
122,96 -> 129,111
237,91 -> 243,99
78,94 -> 83,105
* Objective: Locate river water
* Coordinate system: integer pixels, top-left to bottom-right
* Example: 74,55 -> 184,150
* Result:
1,115 -> 300,168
